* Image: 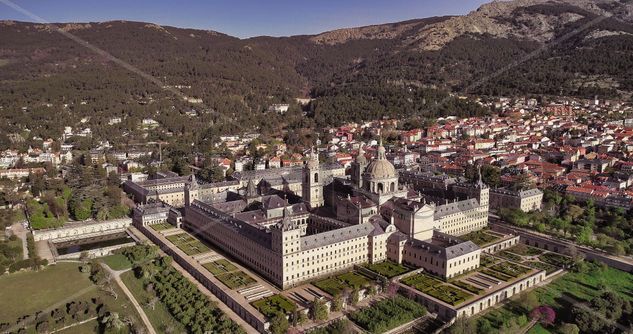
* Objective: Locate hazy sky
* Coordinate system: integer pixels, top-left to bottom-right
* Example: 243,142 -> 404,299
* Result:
0,0 -> 489,38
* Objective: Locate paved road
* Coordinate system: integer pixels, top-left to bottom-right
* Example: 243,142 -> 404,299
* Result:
100,263 -> 157,334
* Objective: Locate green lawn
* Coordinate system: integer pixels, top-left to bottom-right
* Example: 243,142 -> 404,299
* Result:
101,253 -> 133,271
313,272 -> 371,296
451,280 -> 483,294
203,259 -> 238,276
527,323 -> 551,334
251,294 -> 297,318
0,262 -> 94,323
120,270 -> 187,333
215,270 -> 257,290
0,262 -> 144,333
365,260 -> 411,278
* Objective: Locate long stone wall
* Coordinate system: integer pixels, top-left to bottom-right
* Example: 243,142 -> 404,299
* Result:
33,219 -> 132,241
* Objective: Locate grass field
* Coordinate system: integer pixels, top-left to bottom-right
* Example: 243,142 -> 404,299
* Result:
166,233 -> 210,255
313,272 -> 371,296
251,294 -> 296,318
365,260 -> 411,278
0,262 -> 144,333
56,319 -> 100,334
0,262 -> 95,323
120,270 -> 187,333
101,253 -> 133,271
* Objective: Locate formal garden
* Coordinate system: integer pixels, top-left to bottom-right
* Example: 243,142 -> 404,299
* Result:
538,253 -> 573,268
523,261 -> 559,275
313,271 -> 371,296
401,273 -> 474,306
203,259 -> 238,275
364,260 -> 412,278
506,244 -> 543,257
349,295 -> 427,334
201,258 -> 257,289
251,294 -> 297,318
216,270 -> 257,289
165,233 -> 210,255
459,229 -> 501,246
149,222 -> 174,231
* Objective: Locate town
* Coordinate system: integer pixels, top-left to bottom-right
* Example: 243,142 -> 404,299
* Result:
2,94 -> 633,334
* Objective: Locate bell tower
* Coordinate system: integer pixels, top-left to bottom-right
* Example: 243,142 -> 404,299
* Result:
302,147 -> 324,208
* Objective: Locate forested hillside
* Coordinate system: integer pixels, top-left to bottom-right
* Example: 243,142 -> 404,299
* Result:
0,0 -> 632,149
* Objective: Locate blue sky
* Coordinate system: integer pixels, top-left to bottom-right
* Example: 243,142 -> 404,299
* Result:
0,0 -> 489,38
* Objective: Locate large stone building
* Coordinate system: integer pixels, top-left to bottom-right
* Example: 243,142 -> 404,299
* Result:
183,141 -> 490,288
489,188 -> 543,212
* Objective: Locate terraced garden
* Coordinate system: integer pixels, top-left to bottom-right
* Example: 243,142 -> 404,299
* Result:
166,233 -> 210,255
150,223 -> 174,231
313,272 -> 371,296
538,253 -> 573,267
202,259 -> 256,290
203,259 -> 238,275
451,280 -> 483,294
523,261 -> 559,275
505,244 -> 543,257
251,294 -> 297,318
401,273 -> 474,306
489,262 -> 532,278
459,229 -> 501,246
216,271 -> 257,289
364,260 -> 412,278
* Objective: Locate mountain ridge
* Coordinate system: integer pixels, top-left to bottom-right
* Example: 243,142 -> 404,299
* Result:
0,0 -> 633,147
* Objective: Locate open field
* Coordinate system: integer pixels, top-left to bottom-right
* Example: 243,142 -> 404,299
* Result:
0,262 -> 94,323
313,272 -> 371,296
0,262 -> 144,333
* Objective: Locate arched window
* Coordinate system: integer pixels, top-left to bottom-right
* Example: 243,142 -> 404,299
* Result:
378,183 -> 384,193
390,182 -> 395,192
314,173 -> 319,183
